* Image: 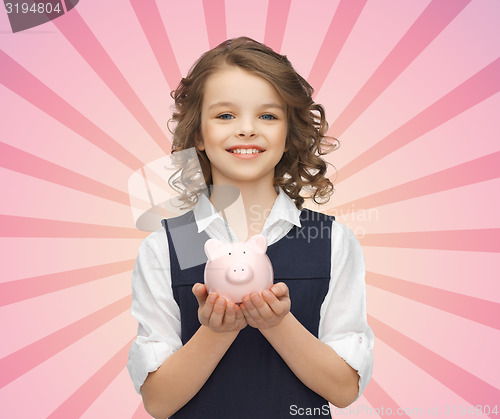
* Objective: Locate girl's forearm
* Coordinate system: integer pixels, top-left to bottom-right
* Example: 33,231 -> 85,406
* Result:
140,326 -> 239,418
259,313 -> 359,408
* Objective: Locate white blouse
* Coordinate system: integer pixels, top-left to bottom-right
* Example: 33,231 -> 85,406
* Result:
127,187 -> 374,401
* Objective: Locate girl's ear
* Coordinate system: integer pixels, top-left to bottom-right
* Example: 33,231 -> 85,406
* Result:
195,133 -> 205,151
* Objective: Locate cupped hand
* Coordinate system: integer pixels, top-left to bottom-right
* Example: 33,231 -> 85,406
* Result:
240,282 -> 291,329
192,283 -> 247,333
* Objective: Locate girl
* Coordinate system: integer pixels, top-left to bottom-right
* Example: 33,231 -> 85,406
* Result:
127,37 -> 374,418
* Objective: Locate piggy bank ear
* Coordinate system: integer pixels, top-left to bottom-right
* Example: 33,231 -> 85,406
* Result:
204,238 -> 228,261
246,234 -> 268,254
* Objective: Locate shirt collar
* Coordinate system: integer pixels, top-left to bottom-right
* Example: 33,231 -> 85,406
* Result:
193,187 -> 301,234
262,186 -> 302,231
193,190 -> 221,233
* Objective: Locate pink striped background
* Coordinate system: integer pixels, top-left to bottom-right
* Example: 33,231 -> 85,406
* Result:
1,0 -> 499,417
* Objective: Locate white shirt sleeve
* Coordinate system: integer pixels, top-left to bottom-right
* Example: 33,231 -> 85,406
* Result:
126,228 -> 183,394
318,220 -> 374,401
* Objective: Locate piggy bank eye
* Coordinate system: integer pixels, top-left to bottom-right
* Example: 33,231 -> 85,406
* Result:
243,251 -> 246,254
229,252 -> 231,255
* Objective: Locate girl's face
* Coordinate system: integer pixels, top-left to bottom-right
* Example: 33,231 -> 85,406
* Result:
198,66 -> 288,188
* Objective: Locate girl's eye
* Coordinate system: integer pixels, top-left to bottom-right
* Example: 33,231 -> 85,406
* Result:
260,114 -> 277,120
217,114 -> 234,120
216,113 -> 277,120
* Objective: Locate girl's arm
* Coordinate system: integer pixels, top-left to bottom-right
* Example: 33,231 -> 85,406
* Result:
241,284 -> 359,408
141,284 -> 246,418
240,221 -> 374,408
260,311 -> 360,408
141,325 -> 239,418
127,231 -> 247,417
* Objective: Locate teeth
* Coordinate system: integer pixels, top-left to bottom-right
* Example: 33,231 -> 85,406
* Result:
229,148 -> 262,154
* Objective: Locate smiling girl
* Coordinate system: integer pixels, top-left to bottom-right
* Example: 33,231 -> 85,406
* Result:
127,37 -> 374,418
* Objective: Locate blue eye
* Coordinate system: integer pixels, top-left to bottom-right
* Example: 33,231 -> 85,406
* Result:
260,114 -> 277,120
217,114 -> 234,120
217,113 -> 277,120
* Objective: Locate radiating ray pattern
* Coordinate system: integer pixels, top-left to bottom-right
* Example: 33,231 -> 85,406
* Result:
1,1 -> 499,417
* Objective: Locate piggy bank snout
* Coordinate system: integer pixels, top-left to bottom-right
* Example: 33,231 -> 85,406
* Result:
225,263 -> 253,284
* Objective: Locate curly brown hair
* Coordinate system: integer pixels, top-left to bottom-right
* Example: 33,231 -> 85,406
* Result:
168,36 -> 339,210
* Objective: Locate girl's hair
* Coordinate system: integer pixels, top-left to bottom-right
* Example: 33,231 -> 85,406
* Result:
168,36 -> 339,210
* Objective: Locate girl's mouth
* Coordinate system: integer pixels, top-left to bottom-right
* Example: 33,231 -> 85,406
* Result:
226,148 -> 264,159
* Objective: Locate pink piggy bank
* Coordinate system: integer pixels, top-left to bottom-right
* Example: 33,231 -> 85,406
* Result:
204,234 -> 274,304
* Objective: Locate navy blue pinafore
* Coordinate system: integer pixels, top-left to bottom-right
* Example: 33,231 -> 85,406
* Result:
161,208 -> 335,418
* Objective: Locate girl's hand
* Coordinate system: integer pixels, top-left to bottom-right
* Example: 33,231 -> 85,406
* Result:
240,282 -> 291,329
192,283 -> 247,333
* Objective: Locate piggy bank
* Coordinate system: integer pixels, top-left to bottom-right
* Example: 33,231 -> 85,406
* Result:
203,234 -> 274,304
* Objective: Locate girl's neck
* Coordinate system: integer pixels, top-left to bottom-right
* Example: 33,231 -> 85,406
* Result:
209,179 -> 278,241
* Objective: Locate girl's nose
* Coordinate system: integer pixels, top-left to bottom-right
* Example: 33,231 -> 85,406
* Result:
237,119 -> 256,137
238,130 -> 255,137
